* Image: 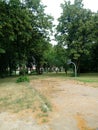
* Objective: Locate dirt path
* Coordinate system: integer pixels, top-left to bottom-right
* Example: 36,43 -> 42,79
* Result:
0,78 -> 98,130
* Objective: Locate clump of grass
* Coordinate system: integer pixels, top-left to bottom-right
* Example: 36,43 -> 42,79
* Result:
42,118 -> 48,123
40,104 -> 49,113
40,102 -> 52,113
16,76 -> 30,83
30,87 -> 52,113
37,93 -> 52,113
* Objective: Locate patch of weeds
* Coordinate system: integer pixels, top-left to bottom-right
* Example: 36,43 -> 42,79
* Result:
44,102 -> 52,111
38,93 -> 52,112
32,88 -> 52,113
36,112 -> 49,123
0,97 -> 8,102
16,76 -> 30,83
0,97 -> 11,106
14,98 -> 24,104
42,118 -> 48,123
40,104 -> 49,113
37,113 -> 48,118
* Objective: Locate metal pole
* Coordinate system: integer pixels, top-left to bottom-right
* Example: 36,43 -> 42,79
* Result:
71,62 -> 77,77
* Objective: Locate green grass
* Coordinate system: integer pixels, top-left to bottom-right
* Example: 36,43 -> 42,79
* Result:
35,72 -> 98,85
41,72 -> 98,83
34,72 -> 71,79
75,73 -> 98,83
75,78 -> 98,83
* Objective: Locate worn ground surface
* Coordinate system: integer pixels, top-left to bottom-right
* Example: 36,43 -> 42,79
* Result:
0,77 -> 98,130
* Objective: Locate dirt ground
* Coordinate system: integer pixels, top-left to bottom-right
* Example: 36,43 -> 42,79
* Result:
0,78 -> 98,130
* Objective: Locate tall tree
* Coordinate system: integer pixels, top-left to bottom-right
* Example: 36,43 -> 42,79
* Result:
26,2 -> 53,74
0,0 -> 53,76
56,0 -> 94,72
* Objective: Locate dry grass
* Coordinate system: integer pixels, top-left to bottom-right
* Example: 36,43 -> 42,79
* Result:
0,81 -> 36,112
0,77 -> 51,115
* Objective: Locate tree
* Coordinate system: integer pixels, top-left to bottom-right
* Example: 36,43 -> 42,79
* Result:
43,43 -> 68,73
56,0 -> 94,73
0,0 -> 53,76
90,12 -> 98,72
26,2 -> 53,74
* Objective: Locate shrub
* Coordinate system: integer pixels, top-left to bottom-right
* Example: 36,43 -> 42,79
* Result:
16,76 -> 30,83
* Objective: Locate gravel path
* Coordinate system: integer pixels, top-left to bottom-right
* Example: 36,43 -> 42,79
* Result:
0,78 -> 98,130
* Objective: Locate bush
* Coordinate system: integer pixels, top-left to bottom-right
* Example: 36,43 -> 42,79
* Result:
16,76 -> 30,83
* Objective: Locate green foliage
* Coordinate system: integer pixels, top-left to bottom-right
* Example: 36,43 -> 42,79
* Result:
0,48 -> 5,54
0,0 -> 53,77
56,0 -> 98,73
44,44 -> 68,70
16,76 -> 30,83
19,68 -> 28,75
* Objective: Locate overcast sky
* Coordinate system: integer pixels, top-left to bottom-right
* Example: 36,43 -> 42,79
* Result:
41,0 -> 98,20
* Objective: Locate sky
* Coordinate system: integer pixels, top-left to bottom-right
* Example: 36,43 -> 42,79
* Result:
41,0 -> 98,45
41,0 -> 98,21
